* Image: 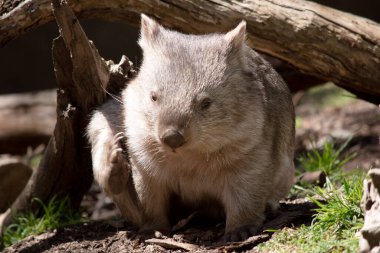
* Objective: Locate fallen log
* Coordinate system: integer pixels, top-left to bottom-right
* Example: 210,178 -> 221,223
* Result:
0,90 -> 55,154
1,0 -> 380,103
0,155 -> 32,213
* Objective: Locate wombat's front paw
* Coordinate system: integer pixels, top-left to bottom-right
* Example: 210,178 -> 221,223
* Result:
107,132 -> 130,194
222,225 -> 259,243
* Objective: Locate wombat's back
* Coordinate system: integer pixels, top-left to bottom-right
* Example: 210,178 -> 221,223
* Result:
244,47 -> 295,207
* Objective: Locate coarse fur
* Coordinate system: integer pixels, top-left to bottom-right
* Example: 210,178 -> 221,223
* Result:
87,14 -> 295,240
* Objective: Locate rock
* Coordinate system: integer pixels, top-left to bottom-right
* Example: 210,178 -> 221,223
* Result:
296,170 -> 326,187
0,156 -> 32,213
359,168 -> 380,253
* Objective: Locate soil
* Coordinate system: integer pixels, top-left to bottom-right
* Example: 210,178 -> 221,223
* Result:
2,95 -> 379,253
3,199 -> 316,253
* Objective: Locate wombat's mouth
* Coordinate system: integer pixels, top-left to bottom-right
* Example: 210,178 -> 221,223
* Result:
162,142 -> 188,154
159,138 -> 191,155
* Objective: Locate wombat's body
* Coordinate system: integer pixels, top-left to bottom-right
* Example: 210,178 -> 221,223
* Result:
87,15 -> 295,240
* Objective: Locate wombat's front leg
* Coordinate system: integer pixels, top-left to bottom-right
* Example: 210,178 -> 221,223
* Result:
222,180 -> 268,242
88,113 -> 129,195
87,108 -> 142,226
136,177 -> 171,233
101,132 -> 130,195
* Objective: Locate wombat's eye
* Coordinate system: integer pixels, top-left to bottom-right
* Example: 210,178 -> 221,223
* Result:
200,98 -> 212,110
151,92 -> 158,102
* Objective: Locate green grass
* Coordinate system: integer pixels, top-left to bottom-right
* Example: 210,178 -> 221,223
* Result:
0,196 -> 85,249
260,140 -> 365,253
298,139 -> 356,181
260,223 -> 360,253
310,175 -> 364,234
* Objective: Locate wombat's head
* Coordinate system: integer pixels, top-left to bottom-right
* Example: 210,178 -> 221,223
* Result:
127,14 -> 261,155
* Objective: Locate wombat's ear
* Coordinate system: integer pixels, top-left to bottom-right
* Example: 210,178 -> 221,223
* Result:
139,14 -> 161,47
224,20 -> 246,49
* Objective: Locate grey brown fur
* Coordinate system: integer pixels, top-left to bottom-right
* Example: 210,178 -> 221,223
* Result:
87,14 -> 295,240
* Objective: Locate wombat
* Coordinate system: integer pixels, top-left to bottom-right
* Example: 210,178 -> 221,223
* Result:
87,14 -> 295,241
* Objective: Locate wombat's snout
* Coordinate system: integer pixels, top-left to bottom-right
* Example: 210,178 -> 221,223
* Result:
160,129 -> 186,149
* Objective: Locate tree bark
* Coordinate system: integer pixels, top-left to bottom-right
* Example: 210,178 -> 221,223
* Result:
1,0 -> 380,103
0,0 -> 135,233
0,90 -> 55,154
359,168 -> 380,253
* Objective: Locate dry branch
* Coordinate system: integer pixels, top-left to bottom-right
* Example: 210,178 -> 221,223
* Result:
0,0 -> 135,233
1,0 -> 380,102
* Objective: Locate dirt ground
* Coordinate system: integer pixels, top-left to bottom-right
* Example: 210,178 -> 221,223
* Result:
2,92 -> 380,253
3,198 -> 316,253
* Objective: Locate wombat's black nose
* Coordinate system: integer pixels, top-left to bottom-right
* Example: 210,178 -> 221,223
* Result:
160,129 -> 185,149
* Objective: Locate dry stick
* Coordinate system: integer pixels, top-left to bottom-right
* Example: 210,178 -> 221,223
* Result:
0,0 -> 134,233
145,238 -> 200,252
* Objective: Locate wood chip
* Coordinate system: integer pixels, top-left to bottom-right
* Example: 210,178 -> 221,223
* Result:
145,238 -> 199,251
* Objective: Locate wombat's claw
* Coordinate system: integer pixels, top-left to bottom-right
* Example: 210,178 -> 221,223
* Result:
114,132 -> 125,144
107,133 -> 129,194
222,225 -> 258,243
109,132 -> 125,163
